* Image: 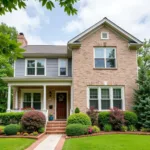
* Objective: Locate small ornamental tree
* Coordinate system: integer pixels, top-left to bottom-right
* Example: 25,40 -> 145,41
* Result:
21,111 -> 46,132
133,65 -> 150,128
109,107 -> 125,131
75,107 -> 80,113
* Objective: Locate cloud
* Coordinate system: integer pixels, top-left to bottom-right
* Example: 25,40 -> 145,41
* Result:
63,0 -> 150,41
52,40 -> 67,45
0,0 -> 50,45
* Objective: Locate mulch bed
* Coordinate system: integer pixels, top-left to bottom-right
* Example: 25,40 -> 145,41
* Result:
0,132 -> 45,139
66,131 -> 150,139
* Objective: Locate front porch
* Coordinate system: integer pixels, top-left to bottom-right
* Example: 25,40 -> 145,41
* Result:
6,81 -> 73,121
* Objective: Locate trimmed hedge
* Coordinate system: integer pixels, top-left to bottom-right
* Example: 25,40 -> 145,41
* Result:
67,113 -> 91,126
66,124 -> 89,136
0,112 -> 24,125
124,111 -> 138,126
4,124 -> 20,135
98,112 -> 110,128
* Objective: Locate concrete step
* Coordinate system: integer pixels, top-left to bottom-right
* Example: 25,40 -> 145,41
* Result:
46,127 -> 66,130
46,130 -> 65,134
46,124 -> 66,127
47,121 -> 67,124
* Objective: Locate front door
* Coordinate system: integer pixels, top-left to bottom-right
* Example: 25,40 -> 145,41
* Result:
56,92 -> 67,119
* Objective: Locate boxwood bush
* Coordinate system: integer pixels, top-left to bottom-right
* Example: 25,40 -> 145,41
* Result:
66,124 -> 89,136
67,113 -> 91,125
21,111 -> 46,132
0,112 -> 24,125
124,111 -> 138,126
4,124 -> 20,135
98,112 -> 110,128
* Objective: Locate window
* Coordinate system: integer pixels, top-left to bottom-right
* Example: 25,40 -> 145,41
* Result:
101,32 -> 109,39
88,86 -> 124,110
94,47 -> 116,68
23,92 -> 41,110
58,59 -> 68,76
89,89 -> 98,109
26,59 -> 45,76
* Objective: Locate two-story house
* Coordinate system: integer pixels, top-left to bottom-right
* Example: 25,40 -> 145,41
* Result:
3,17 -> 142,121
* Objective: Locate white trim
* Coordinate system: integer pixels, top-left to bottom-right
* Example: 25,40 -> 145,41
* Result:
70,85 -> 74,114
43,85 -> 46,110
69,17 -> 142,44
58,58 -> 68,76
7,85 -> 11,111
21,89 -> 43,110
25,58 -> 46,76
101,32 -> 109,39
8,82 -> 72,86
14,61 -> 16,77
94,47 -> 117,68
88,86 -> 125,111
55,91 -> 68,120
15,87 -> 18,109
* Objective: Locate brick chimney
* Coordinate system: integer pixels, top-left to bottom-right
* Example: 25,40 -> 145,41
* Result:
17,32 -> 28,47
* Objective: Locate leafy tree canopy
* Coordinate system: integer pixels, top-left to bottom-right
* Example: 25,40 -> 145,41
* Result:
0,23 -> 24,112
0,0 -> 79,16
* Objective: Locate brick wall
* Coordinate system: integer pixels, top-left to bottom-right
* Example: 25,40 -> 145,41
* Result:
72,26 -> 137,113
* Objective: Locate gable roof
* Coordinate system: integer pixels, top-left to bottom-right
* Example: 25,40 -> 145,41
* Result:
68,17 -> 143,44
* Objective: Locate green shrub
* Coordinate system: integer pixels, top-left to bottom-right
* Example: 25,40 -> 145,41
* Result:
104,124 -> 112,132
75,107 -> 80,113
124,111 -> 138,126
98,112 -> 110,128
38,127 -> 45,133
33,131 -> 38,136
92,126 -> 100,133
4,124 -> 20,135
66,124 -> 89,136
23,132 -> 28,136
128,125 -> 137,132
121,125 -> 128,132
0,112 -> 24,125
67,113 -> 91,126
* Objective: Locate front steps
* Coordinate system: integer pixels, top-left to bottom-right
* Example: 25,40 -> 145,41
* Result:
46,121 -> 67,134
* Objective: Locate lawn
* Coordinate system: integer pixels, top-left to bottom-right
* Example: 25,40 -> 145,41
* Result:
0,138 -> 35,150
63,134 -> 150,150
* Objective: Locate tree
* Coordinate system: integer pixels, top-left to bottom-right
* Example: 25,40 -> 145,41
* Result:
0,24 -> 24,112
133,65 -> 150,128
0,0 -> 78,16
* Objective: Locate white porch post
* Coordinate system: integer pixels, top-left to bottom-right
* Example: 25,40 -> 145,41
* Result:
43,85 -> 46,110
7,85 -> 11,112
70,85 -> 74,114
15,87 -> 18,109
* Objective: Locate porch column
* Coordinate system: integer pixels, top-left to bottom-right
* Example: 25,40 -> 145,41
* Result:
43,85 -> 46,110
7,85 -> 11,112
15,87 -> 18,109
70,85 -> 74,114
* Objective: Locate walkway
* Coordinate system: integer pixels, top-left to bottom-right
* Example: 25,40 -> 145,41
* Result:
26,134 -> 62,150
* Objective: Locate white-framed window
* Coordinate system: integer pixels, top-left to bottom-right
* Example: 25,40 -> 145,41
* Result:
88,86 -> 125,111
58,58 -> 68,76
101,32 -> 109,39
94,47 -> 116,68
21,89 -> 43,110
25,59 -> 46,76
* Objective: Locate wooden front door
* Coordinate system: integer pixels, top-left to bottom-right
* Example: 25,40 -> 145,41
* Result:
56,92 -> 67,119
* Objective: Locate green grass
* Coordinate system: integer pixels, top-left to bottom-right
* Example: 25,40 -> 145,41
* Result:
0,138 -> 35,150
63,134 -> 150,150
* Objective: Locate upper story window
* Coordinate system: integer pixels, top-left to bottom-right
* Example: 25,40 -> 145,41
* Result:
94,47 -> 116,68
26,59 -> 46,76
58,59 -> 68,76
101,32 -> 109,39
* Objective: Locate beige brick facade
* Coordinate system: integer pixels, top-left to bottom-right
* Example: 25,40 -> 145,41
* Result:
72,26 -> 137,113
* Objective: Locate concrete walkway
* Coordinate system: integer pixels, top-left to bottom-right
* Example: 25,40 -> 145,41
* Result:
34,134 -> 62,150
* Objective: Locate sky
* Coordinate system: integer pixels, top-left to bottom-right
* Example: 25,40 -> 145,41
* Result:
0,0 -> 150,45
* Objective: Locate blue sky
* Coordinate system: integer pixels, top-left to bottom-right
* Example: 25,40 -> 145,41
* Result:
0,0 -> 149,45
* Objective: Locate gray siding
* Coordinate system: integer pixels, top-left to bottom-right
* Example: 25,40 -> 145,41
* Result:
15,58 -> 72,77
15,59 -> 25,77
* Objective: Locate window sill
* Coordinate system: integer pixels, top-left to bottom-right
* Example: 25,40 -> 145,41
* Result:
93,68 -> 117,70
